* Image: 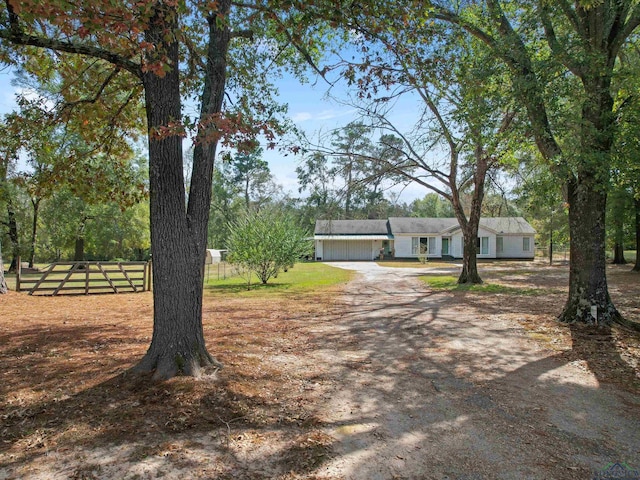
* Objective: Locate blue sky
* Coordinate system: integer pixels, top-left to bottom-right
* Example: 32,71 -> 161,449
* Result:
0,65 -> 427,204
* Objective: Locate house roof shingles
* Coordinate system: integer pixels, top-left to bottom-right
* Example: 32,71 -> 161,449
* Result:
315,217 -> 535,236
388,217 -> 458,234
478,217 -> 536,234
314,219 -> 390,235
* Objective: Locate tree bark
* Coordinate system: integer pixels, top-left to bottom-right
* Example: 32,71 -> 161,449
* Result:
133,2 -> 228,380
557,68 -> 622,325
612,243 -> 626,265
451,144 -> 487,285
29,197 -> 40,268
558,176 -> 620,325
610,188 -> 628,265
74,237 -> 85,262
634,197 -> 640,272
0,246 -> 7,294
6,200 -> 19,273
458,229 -> 482,284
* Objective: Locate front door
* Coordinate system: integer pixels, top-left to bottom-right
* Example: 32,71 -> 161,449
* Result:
442,237 -> 450,256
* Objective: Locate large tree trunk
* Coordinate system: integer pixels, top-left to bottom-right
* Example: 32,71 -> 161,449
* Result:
0,246 -> 7,294
133,2 -> 228,380
558,176 -> 620,325
459,229 -> 482,284
28,197 -> 40,268
6,200 -> 19,273
612,242 -> 626,265
610,187 -> 628,265
73,236 -> 85,261
452,143 -> 487,285
556,66 -> 621,325
634,197 -> 640,272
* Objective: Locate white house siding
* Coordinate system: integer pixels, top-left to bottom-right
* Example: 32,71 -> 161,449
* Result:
394,235 -> 450,258
449,228 -> 496,258
394,235 -> 414,258
496,235 -> 535,258
451,232 -> 464,258
478,227 -> 496,258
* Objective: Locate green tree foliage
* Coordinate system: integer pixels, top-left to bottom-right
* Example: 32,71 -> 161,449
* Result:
612,40 -> 640,271
410,194 -> 454,218
607,186 -> 633,264
227,209 -> 312,288
297,124 -> 408,221
295,152 -> 343,224
226,148 -> 276,212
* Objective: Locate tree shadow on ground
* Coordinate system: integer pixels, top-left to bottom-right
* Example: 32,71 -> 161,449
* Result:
290,267 -> 640,479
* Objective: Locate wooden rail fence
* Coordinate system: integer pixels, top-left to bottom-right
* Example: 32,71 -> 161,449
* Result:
17,261 -> 151,296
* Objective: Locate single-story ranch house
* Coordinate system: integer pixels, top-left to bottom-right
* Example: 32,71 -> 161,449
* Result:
314,217 -> 536,261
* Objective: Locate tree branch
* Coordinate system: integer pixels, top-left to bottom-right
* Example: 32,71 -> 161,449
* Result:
2,0 -> 142,77
538,1 -> 584,78
60,66 -> 122,111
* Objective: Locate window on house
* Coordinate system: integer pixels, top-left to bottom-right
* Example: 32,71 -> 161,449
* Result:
496,236 -> 504,254
523,237 -> 531,252
476,236 -> 489,255
412,237 -> 436,255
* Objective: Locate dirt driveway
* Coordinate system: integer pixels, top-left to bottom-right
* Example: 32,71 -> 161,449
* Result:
307,262 -> 640,479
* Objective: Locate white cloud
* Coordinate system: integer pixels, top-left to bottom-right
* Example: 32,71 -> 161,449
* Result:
290,108 -> 358,123
291,112 -> 313,122
316,109 -> 357,121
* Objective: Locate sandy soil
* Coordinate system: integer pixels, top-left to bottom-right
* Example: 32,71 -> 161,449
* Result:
305,262 -> 640,479
1,261 -> 639,479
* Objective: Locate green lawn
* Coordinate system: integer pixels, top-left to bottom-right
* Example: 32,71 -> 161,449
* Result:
205,261 -> 354,296
420,274 -> 555,296
3,261 -> 353,296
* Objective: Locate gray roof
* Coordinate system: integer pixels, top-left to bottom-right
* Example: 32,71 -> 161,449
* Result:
316,217 -> 535,236
389,217 -> 458,234
390,216 -> 535,235
315,219 -> 390,235
478,217 -> 536,234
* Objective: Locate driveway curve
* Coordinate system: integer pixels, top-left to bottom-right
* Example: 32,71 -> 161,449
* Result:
308,262 -> 640,480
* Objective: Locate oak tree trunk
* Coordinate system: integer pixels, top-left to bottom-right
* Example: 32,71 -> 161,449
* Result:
558,177 -> 620,325
610,188 -> 628,265
557,70 -> 621,325
0,246 -> 7,294
634,197 -> 640,272
612,243 -> 626,265
29,197 -> 40,268
6,200 -> 19,273
133,2 -> 229,380
458,230 -> 482,284
452,143 -> 487,285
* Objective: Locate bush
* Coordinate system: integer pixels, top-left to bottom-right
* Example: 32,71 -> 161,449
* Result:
227,209 -> 313,288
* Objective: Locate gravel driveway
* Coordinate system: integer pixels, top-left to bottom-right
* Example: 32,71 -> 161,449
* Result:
308,262 -> 640,480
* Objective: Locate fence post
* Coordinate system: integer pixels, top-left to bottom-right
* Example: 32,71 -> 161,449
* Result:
16,255 -> 21,292
146,260 -> 152,292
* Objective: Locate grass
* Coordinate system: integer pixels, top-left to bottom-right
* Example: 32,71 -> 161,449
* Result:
205,261 -> 354,296
3,261 -> 353,296
420,274 -> 554,295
